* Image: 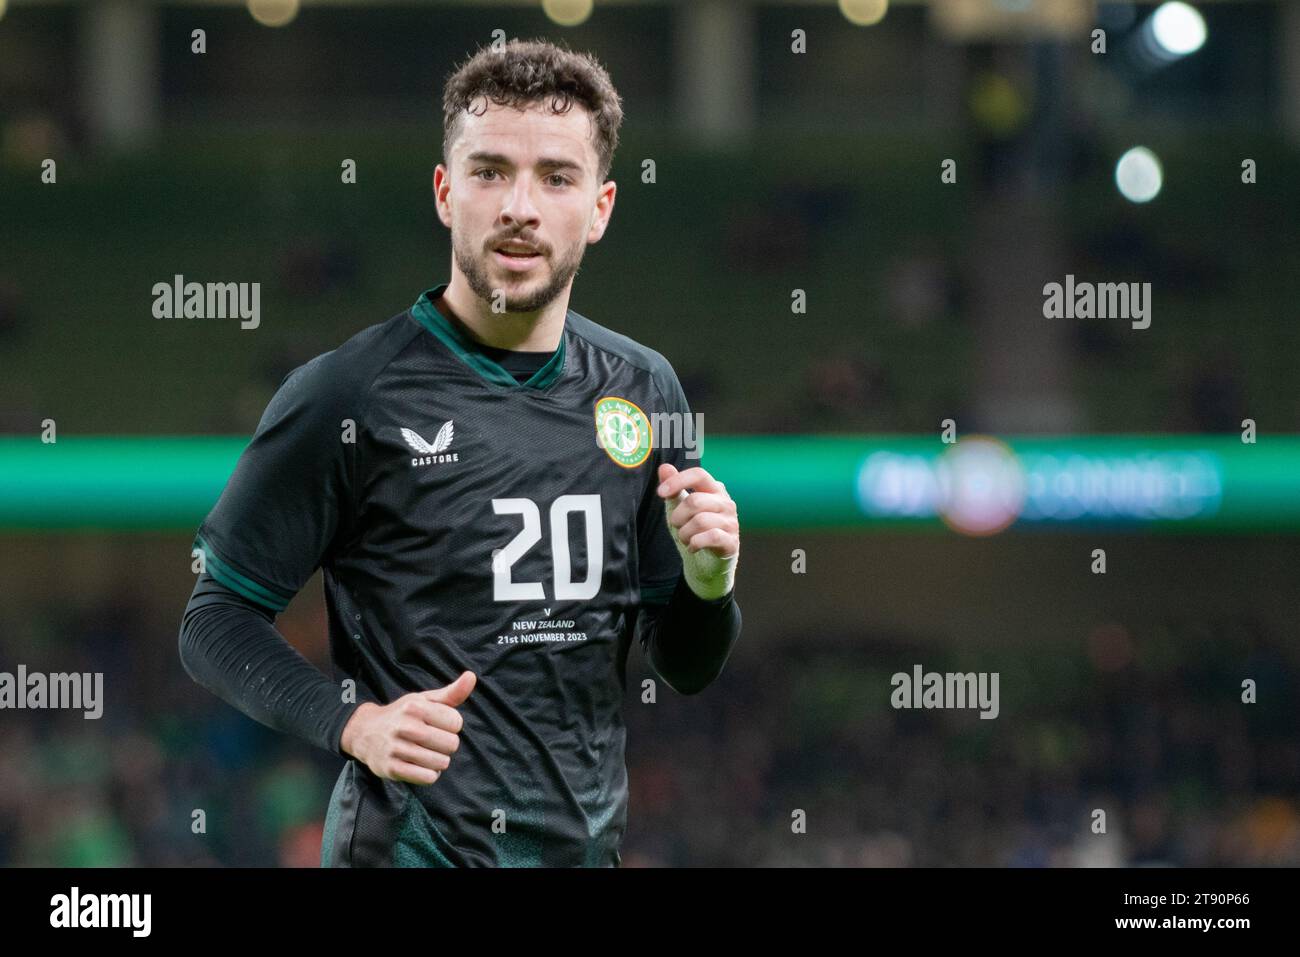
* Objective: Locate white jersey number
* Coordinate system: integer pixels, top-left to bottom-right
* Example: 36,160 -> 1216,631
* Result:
491,495 -> 603,601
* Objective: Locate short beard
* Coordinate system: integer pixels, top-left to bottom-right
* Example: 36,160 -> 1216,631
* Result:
454,233 -> 585,314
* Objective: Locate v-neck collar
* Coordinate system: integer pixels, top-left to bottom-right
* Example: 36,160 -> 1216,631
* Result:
409,283 -> 568,391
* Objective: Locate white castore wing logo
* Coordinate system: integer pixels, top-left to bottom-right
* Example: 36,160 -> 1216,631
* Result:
402,421 -> 457,467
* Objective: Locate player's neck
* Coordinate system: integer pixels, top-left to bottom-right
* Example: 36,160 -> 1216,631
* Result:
436,280 -> 567,353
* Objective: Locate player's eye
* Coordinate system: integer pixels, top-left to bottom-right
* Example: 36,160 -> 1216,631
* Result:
545,173 -> 571,188
474,168 -> 501,182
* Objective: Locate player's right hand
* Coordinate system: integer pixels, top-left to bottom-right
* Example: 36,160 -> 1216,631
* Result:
340,671 -> 477,785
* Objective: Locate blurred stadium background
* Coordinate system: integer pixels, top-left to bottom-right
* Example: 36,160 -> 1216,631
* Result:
2,0 -> 1299,866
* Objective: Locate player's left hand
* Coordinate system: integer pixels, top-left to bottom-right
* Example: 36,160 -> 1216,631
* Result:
657,463 -> 740,559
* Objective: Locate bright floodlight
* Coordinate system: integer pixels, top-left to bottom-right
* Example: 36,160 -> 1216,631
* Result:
840,0 -> 889,27
543,0 -> 594,27
1151,2 -> 1207,57
1115,147 -> 1163,204
248,0 -> 299,28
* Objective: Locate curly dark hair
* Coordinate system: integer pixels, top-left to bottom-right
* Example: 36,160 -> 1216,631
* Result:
441,37 -> 624,184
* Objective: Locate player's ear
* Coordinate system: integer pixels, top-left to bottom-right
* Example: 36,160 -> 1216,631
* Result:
433,164 -> 453,227
587,180 -> 615,244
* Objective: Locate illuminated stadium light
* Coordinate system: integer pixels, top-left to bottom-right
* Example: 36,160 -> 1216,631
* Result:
543,0 -> 594,28
933,437 -> 1026,537
1150,2 -> 1207,57
1114,146 -> 1163,204
839,0 -> 889,27
248,0 -> 299,29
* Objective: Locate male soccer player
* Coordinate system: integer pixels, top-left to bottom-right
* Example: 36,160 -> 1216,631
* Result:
178,38 -> 742,867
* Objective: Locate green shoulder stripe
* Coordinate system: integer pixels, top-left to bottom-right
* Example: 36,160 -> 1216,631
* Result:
194,535 -> 292,612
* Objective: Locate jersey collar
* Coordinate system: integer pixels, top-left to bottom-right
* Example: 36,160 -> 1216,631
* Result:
410,284 -> 568,391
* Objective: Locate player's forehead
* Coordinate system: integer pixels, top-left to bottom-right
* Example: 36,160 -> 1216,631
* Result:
452,97 -> 597,174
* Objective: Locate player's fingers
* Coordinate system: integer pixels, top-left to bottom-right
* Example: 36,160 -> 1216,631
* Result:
687,526 -> 736,554
666,492 -> 732,528
405,698 -> 464,734
386,760 -> 441,786
675,511 -> 734,545
397,720 -> 461,756
657,466 -> 721,498
391,740 -> 452,772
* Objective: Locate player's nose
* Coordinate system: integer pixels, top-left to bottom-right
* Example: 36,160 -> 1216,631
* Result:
500,180 -> 542,229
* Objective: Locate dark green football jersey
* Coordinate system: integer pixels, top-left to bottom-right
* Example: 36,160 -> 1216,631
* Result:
192,283 -> 696,867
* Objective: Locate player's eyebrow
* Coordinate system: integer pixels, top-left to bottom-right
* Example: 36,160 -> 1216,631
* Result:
465,151 -> 584,175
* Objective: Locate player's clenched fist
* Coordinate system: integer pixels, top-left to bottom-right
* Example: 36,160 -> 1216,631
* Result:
657,463 -> 740,600
340,671 -> 476,785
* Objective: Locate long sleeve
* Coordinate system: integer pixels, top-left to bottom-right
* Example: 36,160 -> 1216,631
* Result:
178,569 -> 362,757
635,574 -> 741,695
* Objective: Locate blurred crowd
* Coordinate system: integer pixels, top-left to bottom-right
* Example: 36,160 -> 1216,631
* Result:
624,619 -> 1300,866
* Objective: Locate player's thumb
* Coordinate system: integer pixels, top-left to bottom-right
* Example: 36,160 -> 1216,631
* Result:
426,670 -> 477,707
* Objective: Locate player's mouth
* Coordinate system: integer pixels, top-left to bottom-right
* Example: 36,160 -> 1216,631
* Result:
493,244 -> 543,271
